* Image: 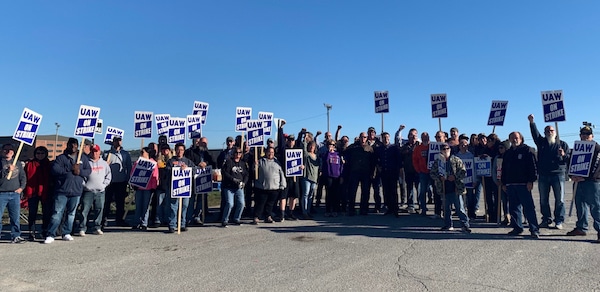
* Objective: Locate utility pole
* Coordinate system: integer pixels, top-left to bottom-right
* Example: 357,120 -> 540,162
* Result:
324,103 -> 332,133
54,122 -> 60,159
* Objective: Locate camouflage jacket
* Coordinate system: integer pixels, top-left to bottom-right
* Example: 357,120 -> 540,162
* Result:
430,155 -> 466,196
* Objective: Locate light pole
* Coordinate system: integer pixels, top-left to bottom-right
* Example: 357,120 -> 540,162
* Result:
324,103 -> 332,133
54,122 -> 60,159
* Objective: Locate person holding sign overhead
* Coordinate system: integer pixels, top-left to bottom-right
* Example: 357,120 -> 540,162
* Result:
566,126 -> 600,243
501,132 -> 540,239
528,114 -> 570,230
0,143 -> 27,243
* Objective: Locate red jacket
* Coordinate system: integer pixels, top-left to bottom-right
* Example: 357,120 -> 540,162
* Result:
412,143 -> 430,174
24,159 -> 51,201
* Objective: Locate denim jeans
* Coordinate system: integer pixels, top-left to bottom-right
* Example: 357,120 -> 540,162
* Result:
169,197 -> 189,229
538,173 -> 566,225
301,177 -> 317,215
48,194 -> 81,237
574,180 -> 600,233
222,188 -> 245,223
443,192 -> 469,228
405,172 -> 419,208
187,193 -> 204,223
418,173 -> 432,213
0,192 -> 22,239
154,191 -> 169,224
134,189 -> 153,227
507,185 -> 539,233
473,175 -> 482,211
369,174 -> 382,211
78,191 -> 105,231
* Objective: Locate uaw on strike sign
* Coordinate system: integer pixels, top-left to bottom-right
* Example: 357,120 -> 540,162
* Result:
74,105 -> 101,138
171,166 -> 192,198
541,90 -> 566,122
568,141 -> 596,177
13,108 -> 43,146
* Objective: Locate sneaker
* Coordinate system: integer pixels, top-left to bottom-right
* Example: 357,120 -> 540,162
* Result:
440,226 -> 454,231
554,223 -> 564,230
221,222 -> 228,228
566,228 -> 587,236
408,207 -> 416,214
231,220 -> 242,226
93,229 -> 104,235
44,237 -> 55,244
251,218 -> 259,225
78,230 -> 86,237
461,226 -> 472,233
531,232 -> 540,239
11,236 -> 26,244
539,221 -> 550,228
181,227 -> 188,232
264,217 -> 274,223
507,229 -> 524,236
167,228 -> 175,233
288,214 -> 298,220
63,234 -> 74,241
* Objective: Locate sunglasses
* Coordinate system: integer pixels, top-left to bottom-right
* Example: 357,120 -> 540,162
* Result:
235,151 -> 243,154
441,147 -> 450,150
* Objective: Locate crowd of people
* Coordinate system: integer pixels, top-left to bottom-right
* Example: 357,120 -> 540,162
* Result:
1,114 -> 600,244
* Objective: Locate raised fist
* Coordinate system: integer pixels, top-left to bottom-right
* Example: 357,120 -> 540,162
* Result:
337,125 -> 342,130
528,114 -> 534,123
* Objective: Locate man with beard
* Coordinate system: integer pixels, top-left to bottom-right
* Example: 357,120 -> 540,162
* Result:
528,114 -> 570,229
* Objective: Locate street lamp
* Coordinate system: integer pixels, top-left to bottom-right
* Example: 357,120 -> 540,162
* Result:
324,103 -> 332,133
54,122 -> 60,159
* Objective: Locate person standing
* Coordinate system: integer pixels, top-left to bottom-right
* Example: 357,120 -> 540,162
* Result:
131,147 -> 159,230
45,138 -> 91,243
501,132 -> 540,239
77,144 -> 111,236
413,132 -> 432,216
253,147 -> 286,224
377,132 -> 402,217
400,128 -> 420,214
345,132 -> 376,215
566,126 -> 600,243
220,146 -> 248,227
321,139 -> 343,217
103,136 -> 132,227
430,143 -> 471,232
165,143 -> 195,233
366,127 -> 384,213
23,146 -> 52,240
528,114 -> 569,229
0,143 -> 27,243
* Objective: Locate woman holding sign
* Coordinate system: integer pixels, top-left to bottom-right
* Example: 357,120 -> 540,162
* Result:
131,147 -> 159,230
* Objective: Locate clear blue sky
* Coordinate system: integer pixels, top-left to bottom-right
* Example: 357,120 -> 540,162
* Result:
1,1 -> 598,151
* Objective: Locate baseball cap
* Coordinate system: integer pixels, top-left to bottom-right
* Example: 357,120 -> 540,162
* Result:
160,143 -> 171,150
91,144 -> 101,152
368,127 -> 376,132
286,134 -> 295,140
226,136 -> 234,143
580,126 -> 593,135
267,138 -> 274,144
2,143 -> 15,151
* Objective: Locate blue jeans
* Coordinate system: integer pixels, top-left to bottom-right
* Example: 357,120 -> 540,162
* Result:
48,194 -> 81,237
301,178 -> 317,215
473,175 -> 482,211
222,188 -> 245,223
134,189 -> 153,227
78,191 -> 105,231
443,192 -> 469,228
538,173 -> 565,225
154,191 -> 169,224
169,197 -> 189,229
187,193 -> 204,223
0,192 -> 22,239
405,172 -> 419,208
574,180 -> 600,233
507,185 -> 539,233
418,173 -> 432,213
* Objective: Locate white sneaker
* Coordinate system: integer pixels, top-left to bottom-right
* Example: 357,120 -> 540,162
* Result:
78,230 -> 86,237
44,237 -> 55,244
408,207 -> 416,214
555,223 -> 564,230
93,229 -> 104,235
63,234 -> 74,241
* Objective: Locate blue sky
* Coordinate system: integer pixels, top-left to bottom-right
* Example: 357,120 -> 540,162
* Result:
1,1 -> 598,150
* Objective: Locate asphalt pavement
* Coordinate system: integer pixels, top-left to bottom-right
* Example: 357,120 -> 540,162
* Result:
1,181 -> 599,292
